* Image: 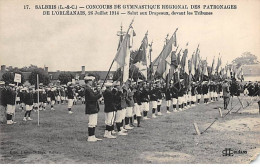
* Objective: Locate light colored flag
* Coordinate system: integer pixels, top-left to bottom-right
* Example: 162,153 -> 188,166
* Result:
133,32 -> 148,79
211,56 -> 216,75
122,27 -> 135,82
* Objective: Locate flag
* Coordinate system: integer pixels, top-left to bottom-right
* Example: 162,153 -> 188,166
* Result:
176,49 -> 182,65
180,43 -> 189,75
122,27 -> 135,82
203,61 -> 208,77
227,67 -> 231,78
190,55 -> 195,76
113,25 -> 135,82
194,45 -> 200,70
211,56 -> 216,75
155,32 -> 176,78
133,32 -> 148,79
171,50 -> 178,69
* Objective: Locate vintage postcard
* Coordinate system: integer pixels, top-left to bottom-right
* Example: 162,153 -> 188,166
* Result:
0,0 -> 259,164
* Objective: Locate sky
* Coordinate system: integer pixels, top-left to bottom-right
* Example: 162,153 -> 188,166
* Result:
0,0 -> 259,72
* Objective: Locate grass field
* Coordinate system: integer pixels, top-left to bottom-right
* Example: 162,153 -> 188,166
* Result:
0,96 -> 259,164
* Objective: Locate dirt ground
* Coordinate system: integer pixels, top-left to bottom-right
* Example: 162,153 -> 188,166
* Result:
0,95 -> 259,164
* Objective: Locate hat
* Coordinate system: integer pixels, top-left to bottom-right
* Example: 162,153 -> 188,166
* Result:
154,80 -> 160,83
104,82 -> 113,87
9,84 -> 15,87
137,79 -> 143,83
84,76 -> 95,81
0,81 -> 5,85
113,81 -> 120,86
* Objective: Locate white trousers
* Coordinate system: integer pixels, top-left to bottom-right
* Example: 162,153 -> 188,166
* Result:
126,107 -> 133,117
6,104 -> 15,114
105,112 -> 116,126
25,105 -> 33,111
88,113 -> 98,127
151,101 -> 157,109
115,109 -> 126,123
166,100 -> 171,107
141,102 -> 149,111
133,103 -> 142,117
157,99 -> 162,105
68,99 -> 73,108
172,98 -> 177,105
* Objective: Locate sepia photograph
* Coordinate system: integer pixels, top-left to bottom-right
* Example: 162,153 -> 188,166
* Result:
0,0 -> 259,164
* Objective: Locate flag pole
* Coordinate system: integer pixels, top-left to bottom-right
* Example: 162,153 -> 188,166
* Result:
154,28 -> 178,75
13,82 -> 18,122
101,19 -> 134,89
129,31 -> 148,81
37,74 -> 39,126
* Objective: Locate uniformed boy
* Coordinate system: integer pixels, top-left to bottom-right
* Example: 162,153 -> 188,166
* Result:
84,76 -> 103,142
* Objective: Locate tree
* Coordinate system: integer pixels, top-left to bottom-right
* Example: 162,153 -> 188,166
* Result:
58,72 -> 74,85
1,72 -> 14,85
20,64 -> 44,72
29,69 -> 50,86
232,52 -> 259,68
1,71 -> 25,85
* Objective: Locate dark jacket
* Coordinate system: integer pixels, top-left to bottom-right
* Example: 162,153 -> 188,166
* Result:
85,85 -> 102,114
202,84 -> 209,94
133,90 -> 142,105
5,88 -> 16,105
24,92 -> 34,105
103,89 -> 116,113
67,86 -> 74,99
140,89 -> 149,102
170,86 -> 178,98
126,90 -> 134,107
149,88 -> 157,101
121,89 -> 127,109
165,88 -> 172,100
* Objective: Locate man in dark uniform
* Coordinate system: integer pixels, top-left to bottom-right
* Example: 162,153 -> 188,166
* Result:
170,81 -> 178,112
133,85 -> 142,127
140,83 -> 150,119
23,87 -> 34,121
165,85 -> 172,113
156,82 -> 163,116
67,82 -> 74,114
5,84 -> 16,124
84,76 -> 103,142
196,82 -> 202,104
50,87 -> 56,110
202,81 -> 209,104
103,82 -> 117,139
150,84 -> 158,118
191,82 -> 197,106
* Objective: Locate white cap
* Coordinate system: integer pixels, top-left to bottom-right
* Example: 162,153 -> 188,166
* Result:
9,84 -> 15,87
0,81 -> 5,85
113,81 -> 120,86
137,79 -> 143,83
84,76 -> 95,81
104,82 -> 113,87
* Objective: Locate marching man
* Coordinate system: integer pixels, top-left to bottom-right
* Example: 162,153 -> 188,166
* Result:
5,84 -> 16,125
67,82 -> 74,114
84,76 -> 103,142
23,87 -> 34,121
